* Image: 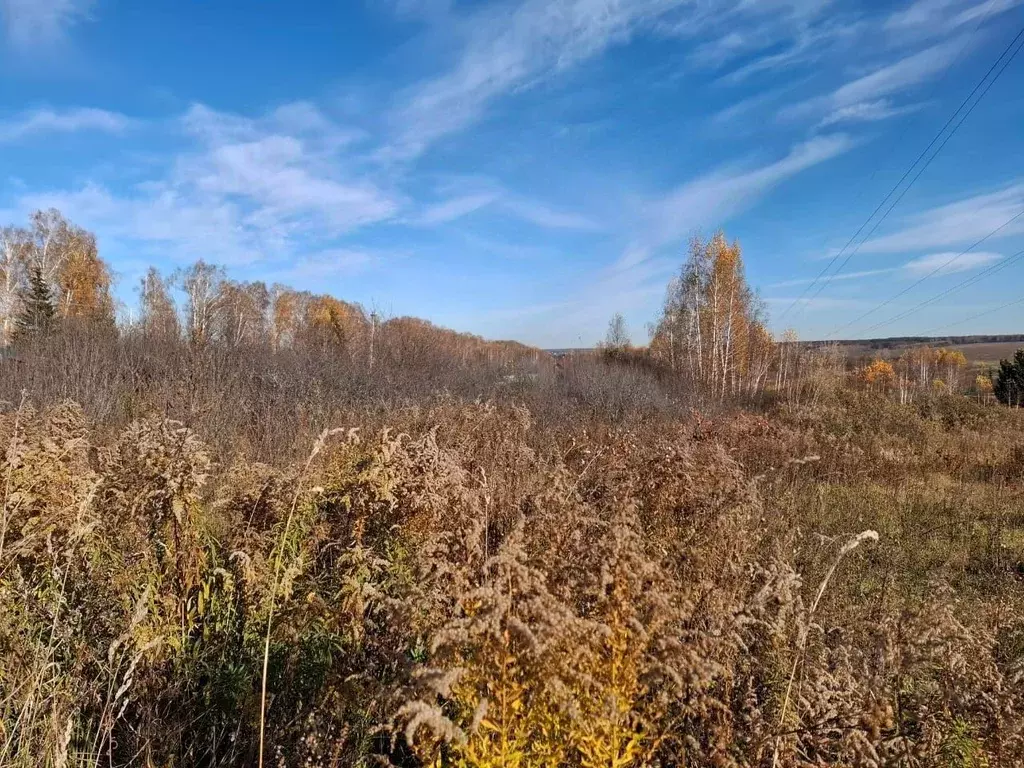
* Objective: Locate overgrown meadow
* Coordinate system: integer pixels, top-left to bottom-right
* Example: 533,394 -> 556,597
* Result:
1,213 -> 1023,767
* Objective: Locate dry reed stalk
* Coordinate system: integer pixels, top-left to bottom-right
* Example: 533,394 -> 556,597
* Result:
0,392 -> 26,566
257,427 -> 343,768
771,528 -> 879,768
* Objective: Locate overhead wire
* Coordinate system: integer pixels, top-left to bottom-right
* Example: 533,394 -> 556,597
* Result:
919,295 -> 1024,336
824,206 -> 1024,338
779,19 -> 1024,325
857,245 -> 1024,336
801,23 -> 1024,310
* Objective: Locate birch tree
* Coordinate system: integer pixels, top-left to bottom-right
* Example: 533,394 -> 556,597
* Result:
176,261 -> 225,345
139,268 -> 180,340
0,226 -> 28,345
650,232 -> 773,399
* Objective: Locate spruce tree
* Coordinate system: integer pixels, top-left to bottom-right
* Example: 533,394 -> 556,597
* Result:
994,349 -> 1024,407
15,266 -> 56,340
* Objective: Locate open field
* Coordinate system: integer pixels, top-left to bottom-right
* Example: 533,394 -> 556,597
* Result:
806,335 -> 1024,366
839,340 -> 1022,365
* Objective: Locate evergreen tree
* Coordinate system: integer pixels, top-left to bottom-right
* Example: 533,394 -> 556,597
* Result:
993,349 -> 1024,407
15,266 -> 56,340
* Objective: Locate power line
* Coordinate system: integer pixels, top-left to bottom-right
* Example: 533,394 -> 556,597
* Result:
780,21 -> 1024,323
804,25 -> 1024,309
777,0 -> 1004,325
825,206 -> 1024,338
920,295 -> 1024,336
856,246 -> 1024,336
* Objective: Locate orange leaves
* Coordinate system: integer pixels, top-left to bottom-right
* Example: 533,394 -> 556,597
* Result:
56,228 -> 113,324
860,358 -> 896,389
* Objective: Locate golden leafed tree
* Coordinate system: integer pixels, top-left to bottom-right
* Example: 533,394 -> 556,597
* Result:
270,285 -> 308,349
0,211 -> 114,338
651,231 -> 773,398
860,358 -> 896,391
56,226 -> 114,324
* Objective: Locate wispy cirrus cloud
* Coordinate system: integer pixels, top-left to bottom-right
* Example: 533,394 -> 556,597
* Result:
416,192 -> 499,225
413,184 -> 600,230
1,0 -> 93,49
0,107 -> 132,143
586,134 -> 856,335
642,134 -> 856,250
857,183 -> 1024,253
383,0 -> 740,160
902,250 -> 1002,275
816,98 -> 925,127
379,0 -> 452,21
780,35 -> 967,125
263,247 -> 400,285
885,0 -> 1022,39
714,18 -> 863,85
501,196 -> 600,231
767,267 -> 901,288
766,250 -> 1002,290
385,0 -> 856,161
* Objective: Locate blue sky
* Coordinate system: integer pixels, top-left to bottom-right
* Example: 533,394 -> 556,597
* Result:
1,0 -> 1023,347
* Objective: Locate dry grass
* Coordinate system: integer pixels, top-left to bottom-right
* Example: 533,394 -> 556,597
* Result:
0,371 -> 1022,766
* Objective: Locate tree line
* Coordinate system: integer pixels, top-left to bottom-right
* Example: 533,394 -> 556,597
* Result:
0,209 -> 538,373
4,209 -> 1022,409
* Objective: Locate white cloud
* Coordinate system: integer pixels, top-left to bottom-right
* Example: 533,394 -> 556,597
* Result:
417,192 -> 499,224
501,197 -> 600,231
768,267 -> 900,287
780,37 -> 965,122
767,250 -> 1002,291
709,78 -> 812,127
885,0 -> 1022,38
645,134 -> 855,249
381,0 -> 452,21
886,0 -> 963,32
177,103 -> 398,238
817,98 -> 924,127
0,107 -> 132,143
10,103 -> 401,267
179,136 -> 396,235
558,134 -> 858,345
1,0 -> 92,49
384,0 -> 704,160
857,183 -> 1024,252
182,102 -> 363,151
15,182 -> 260,266
273,248 -> 381,280
834,39 -> 960,106
714,18 -> 862,85
413,185 -> 599,230
901,250 -> 1002,275
383,0 -> 862,159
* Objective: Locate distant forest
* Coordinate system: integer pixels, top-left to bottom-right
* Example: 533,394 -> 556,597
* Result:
801,334 -> 1024,350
